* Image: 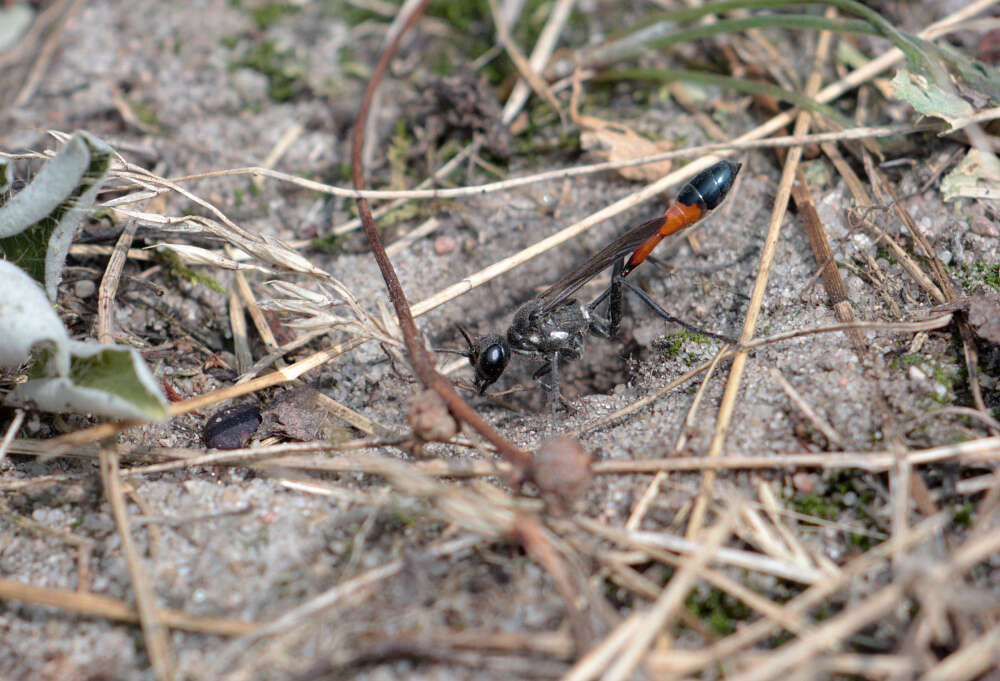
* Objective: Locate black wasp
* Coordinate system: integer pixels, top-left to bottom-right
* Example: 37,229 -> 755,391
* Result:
462,160 -> 742,412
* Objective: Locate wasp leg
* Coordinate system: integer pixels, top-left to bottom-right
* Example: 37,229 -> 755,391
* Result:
606,259 -> 626,336
532,352 -> 567,422
549,351 -> 561,421
617,277 -> 738,344
587,258 -> 626,338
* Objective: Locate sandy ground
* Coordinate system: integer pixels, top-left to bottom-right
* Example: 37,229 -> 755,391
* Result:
1,1 -> 998,680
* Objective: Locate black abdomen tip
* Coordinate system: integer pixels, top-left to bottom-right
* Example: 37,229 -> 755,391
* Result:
677,160 -> 742,210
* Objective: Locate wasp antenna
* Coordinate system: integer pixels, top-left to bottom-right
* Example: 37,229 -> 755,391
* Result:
455,325 -> 475,352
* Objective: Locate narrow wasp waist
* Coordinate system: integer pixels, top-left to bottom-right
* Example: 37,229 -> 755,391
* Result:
464,159 -> 742,403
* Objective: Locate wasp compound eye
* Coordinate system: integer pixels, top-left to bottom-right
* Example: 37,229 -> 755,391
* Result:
470,334 -> 510,394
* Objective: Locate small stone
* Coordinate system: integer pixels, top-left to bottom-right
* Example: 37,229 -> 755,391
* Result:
970,216 -> 998,237
231,67 -> 270,104
968,294 -> 1000,344
74,279 -> 96,298
792,472 -> 815,494
434,235 -> 457,255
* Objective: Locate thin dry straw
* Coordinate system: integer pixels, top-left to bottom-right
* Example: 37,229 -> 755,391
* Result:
99,448 -> 175,681
687,11 -> 835,540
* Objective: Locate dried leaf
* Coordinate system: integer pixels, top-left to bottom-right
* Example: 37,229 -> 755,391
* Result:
888,69 -> 974,131
260,387 -> 329,441
941,149 -> 1000,201
156,243 -> 273,274
570,72 -> 672,182
579,125 -> 674,182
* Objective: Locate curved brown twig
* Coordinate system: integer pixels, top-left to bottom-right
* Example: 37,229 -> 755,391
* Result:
349,0 -> 533,487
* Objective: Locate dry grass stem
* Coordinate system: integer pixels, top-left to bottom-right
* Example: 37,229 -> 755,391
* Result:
625,343 -> 731,530
500,0 -> 575,124
96,219 -> 137,345
91,123 -> 958,207
0,408 -> 25,464
689,36 -> 824,537
790,161 -> 864,348
68,243 -> 156,260
488,0 -> 564,126
231,254 -> 281,358
98,448 -> 175,681
593,435 -> 1000,474
228,287 -> 252,374
210,535 -> 484,677
603,511 -> 737,681
0,577 -> 256,636
769,367 -> 846,447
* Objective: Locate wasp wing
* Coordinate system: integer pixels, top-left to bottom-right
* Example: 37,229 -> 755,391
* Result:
537,215 -> 666,312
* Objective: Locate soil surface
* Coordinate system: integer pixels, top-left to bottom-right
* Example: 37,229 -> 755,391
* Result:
1,2 -> 998,680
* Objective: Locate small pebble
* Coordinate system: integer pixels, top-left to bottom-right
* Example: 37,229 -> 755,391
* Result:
970,216 -> 999,237
434,235 -> 457,255
231,67 -> 270,103
74,279 -> 96,298
792,472 -> 815,494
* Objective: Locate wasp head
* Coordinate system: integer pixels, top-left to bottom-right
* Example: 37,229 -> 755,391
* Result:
457,326 -> 510,394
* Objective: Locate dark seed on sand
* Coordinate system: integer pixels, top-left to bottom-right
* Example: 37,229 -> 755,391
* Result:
204,404 -> 261,450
